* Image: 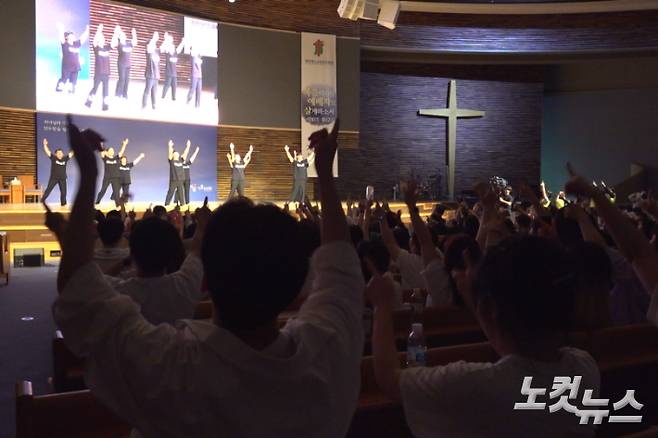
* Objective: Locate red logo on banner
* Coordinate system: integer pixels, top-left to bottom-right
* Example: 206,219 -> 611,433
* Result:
313,39 -> 324,57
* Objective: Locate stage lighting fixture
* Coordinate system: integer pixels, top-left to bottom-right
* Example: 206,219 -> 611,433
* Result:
337,0 -> 400,29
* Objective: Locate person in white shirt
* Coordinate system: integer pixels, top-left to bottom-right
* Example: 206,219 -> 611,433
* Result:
106,214 -> 205,325
93,215 -> 129,274
367,234 -> 600,438
380,209 -> 425,290
564,163 -> 658,327
52,116 -> 365,437
358,239 -> 404,309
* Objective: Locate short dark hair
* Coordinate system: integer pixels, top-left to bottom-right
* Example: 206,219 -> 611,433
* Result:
349,224 -> 364,247
357,239 -> 390,279
201,198 -> 311,330
130,217 -> 184,275
473,236 -> 575,341
54,148 -> 64,155
97,217 -> 124,247
152,205 -> 167,219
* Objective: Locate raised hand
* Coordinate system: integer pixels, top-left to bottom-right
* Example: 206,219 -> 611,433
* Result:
284,145 -> 289,152
249,145 -> 254,153
402,179 -> 419,208
67,115 -> 102,177
564,162 -> 597,199
230,142 -> 235,151
365,270 -> 396,309
43,200 -> 67,238
310,119 -> 339,179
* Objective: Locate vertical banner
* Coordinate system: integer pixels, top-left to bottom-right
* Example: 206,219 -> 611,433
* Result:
301,33 -> 337,177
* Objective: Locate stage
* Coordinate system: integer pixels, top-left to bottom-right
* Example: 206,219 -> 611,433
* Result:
0,200 -> 442,266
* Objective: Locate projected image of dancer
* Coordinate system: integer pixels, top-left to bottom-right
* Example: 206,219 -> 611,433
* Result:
284,145 -> 314,204
142,32 -> 160,110
119,152 -> 145,199
96,139 -> 128,206
181,140 -> 200,204
165,140 -> 186,206
161,33 -> 185,101
114,26 -> 137,100
55,22 -> 89,94
42,138 -> 73,206
84,24 -> 113,111
227,143 -> 253,198
186,45 -> 203,108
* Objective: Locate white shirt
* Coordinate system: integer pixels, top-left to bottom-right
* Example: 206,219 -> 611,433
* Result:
105,254 -> 205,325
383,271 -> 404,309
93,247 -> 130,274
400,347 -> 600,438
52,241 -> 364,438
421,259 -> 453,307
396,249 -> 425,289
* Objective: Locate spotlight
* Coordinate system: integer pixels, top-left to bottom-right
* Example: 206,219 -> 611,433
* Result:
337,0 -> 400,29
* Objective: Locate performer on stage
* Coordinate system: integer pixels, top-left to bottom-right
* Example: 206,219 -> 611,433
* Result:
181,140 -> 200,204
161,33 -> 185,101
55,23 -> 89,93
96,139 -> 128,205
284,145 -> 314,203
142,32 -> 160,110
119,152 -> 145,199
186,45 -> 203,108
42,138 -> 73,206
84,24 -> 113,111
227,143 -> 253,198
165,140 -> 186,206
113,26 -> 137,99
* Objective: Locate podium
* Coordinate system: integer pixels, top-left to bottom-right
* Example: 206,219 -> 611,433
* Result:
10,181 -> 24,204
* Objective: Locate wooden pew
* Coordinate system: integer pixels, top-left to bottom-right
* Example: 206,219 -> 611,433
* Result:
23,324 -> 658,438
15,381 -> 131,438
52,331 -> 85,393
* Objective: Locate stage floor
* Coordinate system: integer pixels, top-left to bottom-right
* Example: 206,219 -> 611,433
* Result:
0,200 -> 441,264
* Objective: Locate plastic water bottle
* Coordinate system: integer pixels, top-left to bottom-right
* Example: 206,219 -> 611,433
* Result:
406,323 -> 427,367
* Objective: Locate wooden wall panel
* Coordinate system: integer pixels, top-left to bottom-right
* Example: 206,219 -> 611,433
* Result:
361,10 -> 658,53
217,126 -> 358,201
336,68 -> 543,199
117,0 -> 359,37
0,109 -> 36,186
90,0 -> 193,85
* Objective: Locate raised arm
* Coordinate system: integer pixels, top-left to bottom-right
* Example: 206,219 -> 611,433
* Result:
167,140 -> 174,161
311,119 -> 347,243
228,142 -> 235,162
133,153 -> 145,165
159,32 -> 170,52
118,138 -> 128,157
79,25 -> 90,44
181,140 -> 191,161
380,210 -> 401,260
284,145 -> 294,163
43,138 -> 52,157
226,152 -> 234,168
131,28 -> 138,47
110,25 -> 120,49
92,24 -> 104,48
176,36 -> 186,54
146,32 -> 158,54
56,22 -> 66,44
563,203 -> 607,247
58,116 -> 103,292
403,179 -> 440,266
368,270 -> 403,401
565,163 -> 658,294
189,146 -> 200,164
243,145 -> 254,167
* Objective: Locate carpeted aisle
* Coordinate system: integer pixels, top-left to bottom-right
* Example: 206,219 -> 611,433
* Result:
0,265 -> 59,438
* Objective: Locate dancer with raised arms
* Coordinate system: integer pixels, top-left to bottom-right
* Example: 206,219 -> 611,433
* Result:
226,143 -> 253,198
96,138 -> 128,206
284,145 -> 314,204
42,138 -> 74,206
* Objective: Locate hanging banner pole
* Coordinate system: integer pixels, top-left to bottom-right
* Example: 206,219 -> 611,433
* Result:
301,32 -> 337,177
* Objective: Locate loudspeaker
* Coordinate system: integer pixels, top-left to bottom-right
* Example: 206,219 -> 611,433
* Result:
378,0 -> 400,29
337,0 -> 379,20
